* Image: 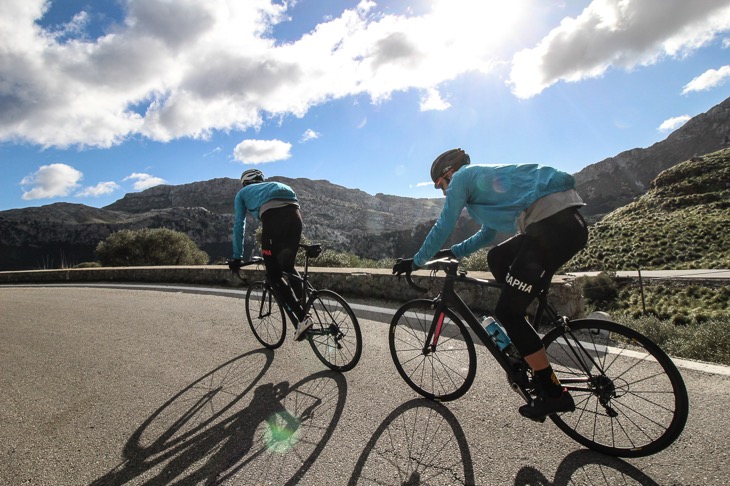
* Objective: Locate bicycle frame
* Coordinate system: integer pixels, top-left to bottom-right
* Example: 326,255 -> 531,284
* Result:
245,250 -> 311,323
410,259 -> 568,400
411,258 -> 623,400
396,258 -> 690,453
245,244 -> 344,342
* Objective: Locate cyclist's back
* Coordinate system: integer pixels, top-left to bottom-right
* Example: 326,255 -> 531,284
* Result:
393,148 -> 588,420
229,169 -> 313,341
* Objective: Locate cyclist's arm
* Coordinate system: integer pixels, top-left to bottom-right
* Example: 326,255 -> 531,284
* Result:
413,180 -> 469,268
232,193 -> 248,259
451,226 -> 497,258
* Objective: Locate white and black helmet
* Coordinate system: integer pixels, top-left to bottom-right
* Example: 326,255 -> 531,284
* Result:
240,169 -> 265,186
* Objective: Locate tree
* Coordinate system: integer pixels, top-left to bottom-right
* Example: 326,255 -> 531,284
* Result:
96,228 -> 209,266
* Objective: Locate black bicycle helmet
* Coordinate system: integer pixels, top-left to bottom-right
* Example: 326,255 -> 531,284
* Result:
430,148 -> 470,188
240,168 -> 265,186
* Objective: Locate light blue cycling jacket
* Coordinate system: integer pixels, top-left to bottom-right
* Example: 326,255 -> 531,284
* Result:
413,164 -> 576,268
232,181 -> 298,259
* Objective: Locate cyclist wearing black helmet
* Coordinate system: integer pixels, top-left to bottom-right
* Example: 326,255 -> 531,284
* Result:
393,148 -> 588,420
229,169 -> 313,340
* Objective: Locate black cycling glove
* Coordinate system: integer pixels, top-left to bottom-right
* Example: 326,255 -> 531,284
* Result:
392,258 -> 416,277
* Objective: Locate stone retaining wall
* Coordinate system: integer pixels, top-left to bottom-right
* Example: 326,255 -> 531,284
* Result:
0,265 -> 586,318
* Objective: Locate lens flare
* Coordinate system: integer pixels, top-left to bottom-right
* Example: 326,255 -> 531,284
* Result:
264,411 -> 302,453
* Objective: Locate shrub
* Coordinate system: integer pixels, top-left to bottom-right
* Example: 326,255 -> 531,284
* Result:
462,249 -> 489,271
615,314 -> 730,366
96,228 -> 209,266
582,273 -> 620,308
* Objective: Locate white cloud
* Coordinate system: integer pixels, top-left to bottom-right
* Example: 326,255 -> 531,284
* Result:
76,181 -> 120,197
203,146 -> 222,157
233,139 -> 292,164
50,11 -> 90,41
123,173 -> 167,190
509,0 -> 730,99
416,181 -> 433,187
0,0 -> 531,148
419,87 -> 450,111
4,0 -> 730,148
682,65 -> 730,93
658,115 -> 691,132
299,129 -> 320,143
20,163 -> 83,200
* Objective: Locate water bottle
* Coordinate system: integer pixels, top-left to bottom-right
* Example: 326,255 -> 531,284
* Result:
482,316 -> 519,358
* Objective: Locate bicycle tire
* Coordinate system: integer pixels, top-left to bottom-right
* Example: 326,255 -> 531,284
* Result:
389,299 -> 477,401
307,290 -> 362,372
245,281 -> 286,349
542,318 -> 689,457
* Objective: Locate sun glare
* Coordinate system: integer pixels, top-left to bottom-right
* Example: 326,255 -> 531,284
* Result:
429,0 -> 530,44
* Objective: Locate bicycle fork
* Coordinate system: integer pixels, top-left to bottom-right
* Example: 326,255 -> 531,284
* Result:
423,311 -> 446,355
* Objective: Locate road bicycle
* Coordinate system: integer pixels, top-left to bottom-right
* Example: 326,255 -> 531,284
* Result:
233,243 -> 362,372
390,257 -> 689,457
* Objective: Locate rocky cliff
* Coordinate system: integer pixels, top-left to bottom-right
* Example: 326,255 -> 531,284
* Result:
575,96 -> 730,220
0,181 -> 447,270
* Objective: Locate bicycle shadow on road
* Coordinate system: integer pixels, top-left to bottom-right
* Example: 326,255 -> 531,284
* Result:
514,449 -> 660,486
92,350 -> 348,485
347,398 -> 475,485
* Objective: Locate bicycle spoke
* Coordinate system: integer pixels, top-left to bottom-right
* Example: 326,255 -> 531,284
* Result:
307,290 -> 362,372
545,319 -> 688,457
389,301 -> 476,402
245,282 -> 286,349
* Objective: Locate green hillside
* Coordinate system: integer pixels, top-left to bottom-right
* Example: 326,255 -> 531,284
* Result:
568,148 -> 730,272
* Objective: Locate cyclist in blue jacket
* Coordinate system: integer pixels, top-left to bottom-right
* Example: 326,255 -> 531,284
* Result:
393,148 -> 588,420
229,169 -> 312,340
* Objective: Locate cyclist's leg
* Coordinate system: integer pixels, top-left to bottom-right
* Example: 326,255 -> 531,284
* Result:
496,207 -> 588,418
493,240 -> 573,418
261,206 -> 305,322
500,206 -> 588,354
492,237 -> 547,360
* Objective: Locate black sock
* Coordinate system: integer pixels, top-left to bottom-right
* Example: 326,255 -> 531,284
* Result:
534,367 -> 563,398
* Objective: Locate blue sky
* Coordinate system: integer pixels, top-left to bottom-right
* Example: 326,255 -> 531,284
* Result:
2,0 -> 730,211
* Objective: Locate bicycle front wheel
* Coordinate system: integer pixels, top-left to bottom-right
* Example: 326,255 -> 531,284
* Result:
245,281 -> 286,349
307,290 -> 362,372
542,318 -> 689,457
389,299 -> 476,401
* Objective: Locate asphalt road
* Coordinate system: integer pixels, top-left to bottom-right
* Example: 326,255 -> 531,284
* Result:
1,285 -> 729,485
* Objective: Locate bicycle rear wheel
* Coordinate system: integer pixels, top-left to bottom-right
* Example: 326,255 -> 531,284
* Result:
389,299 -> 476,401
307,290 -> 362,372
245,281 -> 286,349
542,318 -> 689,457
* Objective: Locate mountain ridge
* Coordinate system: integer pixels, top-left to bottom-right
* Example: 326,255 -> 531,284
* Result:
574,96 -> 730,219
568,147 -> 730,271
1,96 -> 729,271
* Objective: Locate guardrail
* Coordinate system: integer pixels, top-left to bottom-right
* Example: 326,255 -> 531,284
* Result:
0,265 -> 586,318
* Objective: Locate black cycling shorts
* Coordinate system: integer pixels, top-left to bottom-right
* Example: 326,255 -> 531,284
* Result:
487,206 -> 588,356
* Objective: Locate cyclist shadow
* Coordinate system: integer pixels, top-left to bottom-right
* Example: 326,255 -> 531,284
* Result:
347,398 -> 475,485
514,449 -> 660,486
92,349 -> 348,485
